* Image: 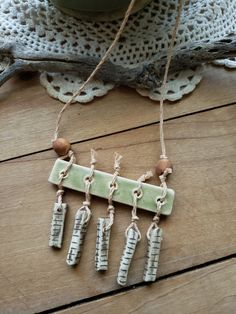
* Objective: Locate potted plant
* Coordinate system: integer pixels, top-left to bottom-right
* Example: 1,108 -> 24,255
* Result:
51,0 -> 152,21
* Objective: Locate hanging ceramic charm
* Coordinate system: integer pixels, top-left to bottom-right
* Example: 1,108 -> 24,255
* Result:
66,150 -> 96,266
95,153 -> 122,271
49,144 -> 75,249
117,171 -> 152,286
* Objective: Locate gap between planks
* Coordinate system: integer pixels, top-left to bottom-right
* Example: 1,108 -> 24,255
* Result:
1,100 -> 236,164
0,105 -> 235,313
38,254 -> 236,314
1,66 -> 236,161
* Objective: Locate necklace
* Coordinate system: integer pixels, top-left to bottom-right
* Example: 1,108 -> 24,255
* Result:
48,0 -> 183,285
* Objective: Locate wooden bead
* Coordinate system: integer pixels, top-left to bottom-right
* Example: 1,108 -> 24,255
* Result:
155,159 -> 173,176
52,138 -> 71,156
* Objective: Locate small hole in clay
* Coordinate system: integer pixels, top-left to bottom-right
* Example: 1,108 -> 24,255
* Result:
53,86 -> 60,92
109,182 -> 118,190
46,74 -> 53,83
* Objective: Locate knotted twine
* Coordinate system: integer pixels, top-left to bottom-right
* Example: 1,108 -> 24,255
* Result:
105,153 -> 123,231
56,149 -> 76,207
125,171 -> 153,241
80,149 -> 97,224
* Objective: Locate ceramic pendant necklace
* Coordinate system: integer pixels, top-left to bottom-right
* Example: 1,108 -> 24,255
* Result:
48,0 -> 183,285
143,168 -> 171,282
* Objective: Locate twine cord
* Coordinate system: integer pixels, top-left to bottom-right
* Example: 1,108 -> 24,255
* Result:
83,149 -> 97,207
79,205 -> 92,225
52,0 -> 184,174
52,0 -> 183,164
126,171 -> 153,241
146,198 -> 161,239
147,167 -> 173,239
105,153 -> 123,231
58,150 -> 76,183
159,0 -> 184,159
131,171 -> 153,222
56,189 -> 64,207
56,149 -> 76,206
146,0 -> 184,238
80,149 -> 96,224
108,153 -> 122,204
53,0 -> 137,141
51,1 -> 184,234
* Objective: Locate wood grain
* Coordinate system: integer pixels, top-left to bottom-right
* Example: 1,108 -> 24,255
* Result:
0,104 -> 235,313
65,258 -> 236,314
3,34 -> 236,89
0,66 -> 236,161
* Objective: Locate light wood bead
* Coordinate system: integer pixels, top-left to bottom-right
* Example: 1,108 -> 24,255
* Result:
156,159 -> 173,176
52,138 -> 71,156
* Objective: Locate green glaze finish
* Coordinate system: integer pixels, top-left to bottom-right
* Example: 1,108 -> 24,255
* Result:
48,159 -> 175,215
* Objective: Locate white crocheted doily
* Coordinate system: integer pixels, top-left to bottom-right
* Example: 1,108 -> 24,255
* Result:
40,66 -> 203,103
213,58 -> 236,69
137,66 -> 204,102
40,72 -> 115,103
1,0 -> 236,103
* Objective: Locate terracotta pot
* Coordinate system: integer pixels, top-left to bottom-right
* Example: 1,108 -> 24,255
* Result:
50,0 -> 152,21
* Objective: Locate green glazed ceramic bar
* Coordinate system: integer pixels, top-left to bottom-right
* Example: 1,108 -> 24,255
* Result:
48,159 -> 175,215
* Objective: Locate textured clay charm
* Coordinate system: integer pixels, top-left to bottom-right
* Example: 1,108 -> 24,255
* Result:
66,206 -> 90,266
117,227 -> 139,286
143,227 -> 162,282
95,217 -> 111,271
49,203 -> 67,248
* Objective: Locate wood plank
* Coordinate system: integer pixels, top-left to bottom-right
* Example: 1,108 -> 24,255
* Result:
0,105 -> 236,313
1,66 -> 236,161
65,258 -> 236,314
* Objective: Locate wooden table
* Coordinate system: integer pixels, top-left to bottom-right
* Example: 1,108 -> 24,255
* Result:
0,66 -> 235,314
